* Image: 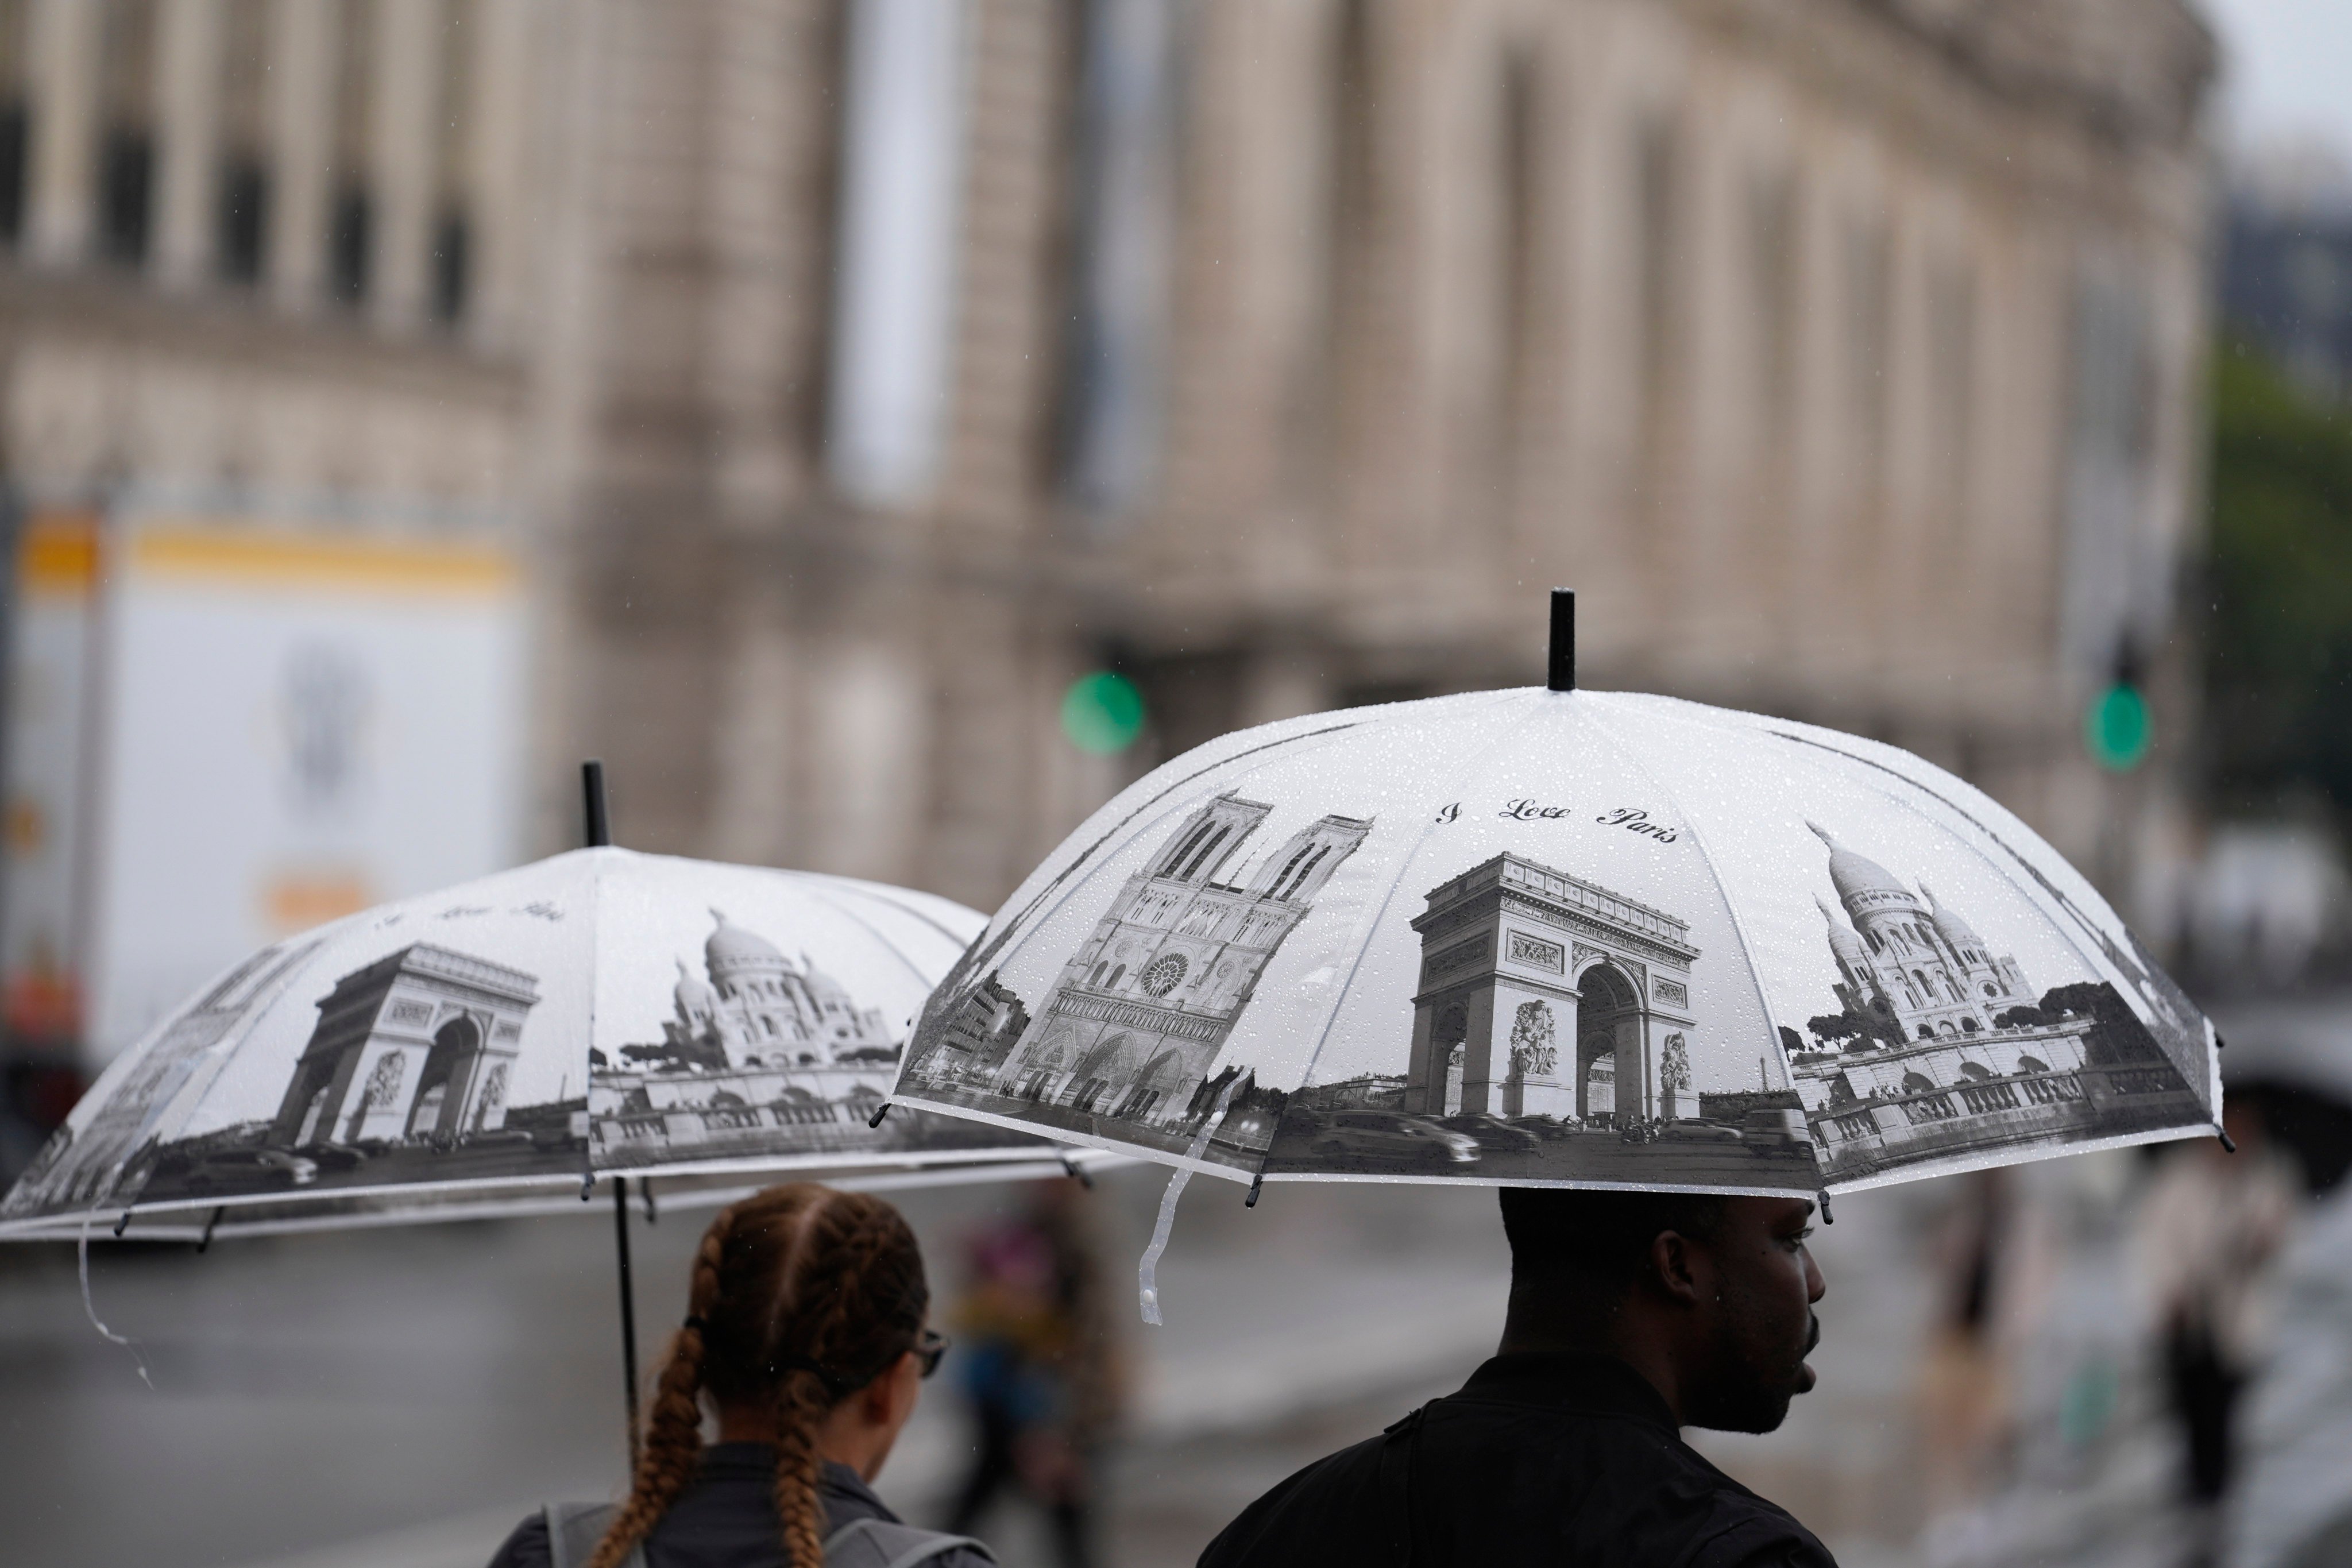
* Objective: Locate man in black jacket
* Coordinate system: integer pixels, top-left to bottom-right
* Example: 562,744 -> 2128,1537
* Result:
1198,1187 -> 1834,1567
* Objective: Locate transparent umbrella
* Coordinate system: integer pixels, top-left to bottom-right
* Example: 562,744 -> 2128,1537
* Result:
1,764 -> 1107,1448
881,592 -> 2222,1318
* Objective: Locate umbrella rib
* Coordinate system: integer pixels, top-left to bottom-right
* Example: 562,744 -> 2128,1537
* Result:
1581,698 -> 1806,1106
763,872 -> 948,994
769,868 -> 978,952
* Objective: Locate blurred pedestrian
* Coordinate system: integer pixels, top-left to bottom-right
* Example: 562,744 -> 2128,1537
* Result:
1914,1167 -> 2052,1520
1199,1188 -> 1835,1567
944,1177 -> 1126,1568
487,1183 -> 994,1568
2136,1102 -> 2299,1564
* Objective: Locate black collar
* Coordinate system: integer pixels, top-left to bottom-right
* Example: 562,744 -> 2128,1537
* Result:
1454,1352 -> 1681,1434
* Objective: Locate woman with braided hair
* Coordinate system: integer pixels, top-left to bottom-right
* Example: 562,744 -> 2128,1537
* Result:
487,1183 -> 995,1568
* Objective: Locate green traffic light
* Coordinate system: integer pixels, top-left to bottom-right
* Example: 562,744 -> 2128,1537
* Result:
1061,671 -> 1146,755
2085,683 -> 2152,772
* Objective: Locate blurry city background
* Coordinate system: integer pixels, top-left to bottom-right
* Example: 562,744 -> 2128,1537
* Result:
5,0 -> 2352,1565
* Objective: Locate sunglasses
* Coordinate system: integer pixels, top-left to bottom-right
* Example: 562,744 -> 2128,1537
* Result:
914,1327 -> 949,1380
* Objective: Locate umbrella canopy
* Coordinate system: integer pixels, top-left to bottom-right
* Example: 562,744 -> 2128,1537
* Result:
2,846 -> 1063,1238
888,665 -> 2218,1199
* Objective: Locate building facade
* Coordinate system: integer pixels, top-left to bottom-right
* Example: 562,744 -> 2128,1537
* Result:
971,793 -> 1370,1129
662,910 -> 896,1069
1792,829 -> 2199,1179
0,0 -> 2218,1091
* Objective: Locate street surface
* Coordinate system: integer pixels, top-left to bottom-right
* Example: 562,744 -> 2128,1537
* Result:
0,1161 -> 2028,1568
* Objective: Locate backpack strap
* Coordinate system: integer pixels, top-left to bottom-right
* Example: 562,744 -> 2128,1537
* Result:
541,1503 -> 639,1568
821,1516 -> 997,1568
1376,1404 -> 1431,1568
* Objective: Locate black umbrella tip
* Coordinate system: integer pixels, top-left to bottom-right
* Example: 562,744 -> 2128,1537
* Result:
582,760 -> 612,849
1547,589 -> 1575,693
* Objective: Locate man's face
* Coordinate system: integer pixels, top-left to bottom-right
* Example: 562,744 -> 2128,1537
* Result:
1682,1196 -> 1825,1434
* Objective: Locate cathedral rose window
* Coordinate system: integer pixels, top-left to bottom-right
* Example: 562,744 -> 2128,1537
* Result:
1140,953 -> 1189,997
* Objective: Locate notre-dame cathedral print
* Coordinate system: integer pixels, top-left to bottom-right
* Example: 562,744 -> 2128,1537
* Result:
902,793 -> 1370,1161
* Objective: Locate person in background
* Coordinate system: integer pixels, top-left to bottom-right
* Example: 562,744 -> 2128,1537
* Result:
1199,1188 -> 1833,1567
945,1176 -> 1126,1568
487,1183 -> 993,1568
1914,1167 -> 2052,1524
2135,1100 -> 2300,1567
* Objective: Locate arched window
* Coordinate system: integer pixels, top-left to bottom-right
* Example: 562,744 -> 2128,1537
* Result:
1180,825 -> 1232,882
1107,965 -> 1126,988
1916,1026 -> 1934,1041
1277,844 -> 1333,901
1268,845 -> 1312,899
1161,821 -> 1214,877
1090,961 -> 1109,986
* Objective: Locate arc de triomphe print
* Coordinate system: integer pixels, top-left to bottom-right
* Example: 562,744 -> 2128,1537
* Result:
1403,855 -> 1700,1123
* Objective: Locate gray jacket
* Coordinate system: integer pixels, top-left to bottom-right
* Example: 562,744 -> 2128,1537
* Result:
488,1446 -> 992,1568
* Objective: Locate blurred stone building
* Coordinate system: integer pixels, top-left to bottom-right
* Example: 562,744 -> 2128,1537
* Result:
0,0 -> 2216,926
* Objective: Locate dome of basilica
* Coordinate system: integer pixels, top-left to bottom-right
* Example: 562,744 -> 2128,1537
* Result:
1921,885 -> 1986,954
1808,822 -> 1919,910
705,909 -> 791,975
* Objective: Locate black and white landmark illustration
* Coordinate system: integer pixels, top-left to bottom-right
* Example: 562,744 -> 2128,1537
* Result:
1789,824 -> 2200,1179
1402,855 -> 1700,1126
587,910 -> 966,1167
275,944 -> 541,1145
902,792 -> 1372,1156
1,936 -> 322,1216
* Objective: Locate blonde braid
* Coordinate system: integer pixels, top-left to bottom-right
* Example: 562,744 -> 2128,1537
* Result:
586,1203 -> 737,1568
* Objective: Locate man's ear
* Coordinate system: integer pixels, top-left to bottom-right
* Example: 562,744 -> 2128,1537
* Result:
1649,1229 -> 1708,1307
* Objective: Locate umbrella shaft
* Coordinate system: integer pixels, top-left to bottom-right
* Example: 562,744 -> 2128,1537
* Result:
614,1176 -> 640,1466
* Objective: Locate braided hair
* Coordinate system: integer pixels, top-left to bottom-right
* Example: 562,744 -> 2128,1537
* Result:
587,1183 -> 930,1568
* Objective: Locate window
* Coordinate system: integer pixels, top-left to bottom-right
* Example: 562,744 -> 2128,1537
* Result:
96,0 -> 159,267
218,158 -> 269,283
1632,114 -> 1680,535
216,0 -> 269,283
1179,825 -> 1231,882
1163,821 -> 1215,877
1059,0 -> 1180,523
430,0 -> 473,324
98,129 -> 154,265
327,0 -> 374,306
1487,43 -> 1541,516
0,0 -> 25,247
826,0 -> 974,508
432,210 -> 468,323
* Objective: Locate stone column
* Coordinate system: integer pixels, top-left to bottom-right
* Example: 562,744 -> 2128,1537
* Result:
1458,983 -> 1500,1115
369,0 -> 438,329
155,0 -> 226,288
25,0 -> 101,265
267,0 -> 334,310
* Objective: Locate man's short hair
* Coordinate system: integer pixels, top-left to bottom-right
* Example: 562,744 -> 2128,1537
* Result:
1499,1187 -> 1728,1293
